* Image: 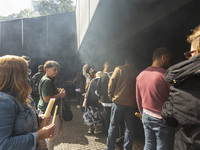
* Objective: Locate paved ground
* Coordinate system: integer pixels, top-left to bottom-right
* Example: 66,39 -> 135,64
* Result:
54,103 -> 144,150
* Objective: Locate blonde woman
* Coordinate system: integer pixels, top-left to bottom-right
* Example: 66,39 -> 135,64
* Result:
0,55 -> 54,150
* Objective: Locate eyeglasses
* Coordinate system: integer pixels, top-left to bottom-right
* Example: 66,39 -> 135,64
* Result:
52,67 -> 60,72
184,50 -> 196,59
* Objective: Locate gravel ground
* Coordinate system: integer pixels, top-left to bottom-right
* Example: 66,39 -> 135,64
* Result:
54,103 -> 144,150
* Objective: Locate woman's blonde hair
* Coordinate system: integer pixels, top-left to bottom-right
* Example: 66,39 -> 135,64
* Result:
0,55 -> 32,106
187,25 -> 200,53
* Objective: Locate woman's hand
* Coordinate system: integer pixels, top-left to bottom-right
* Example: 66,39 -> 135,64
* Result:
38,124 -> 55,140
38,114 -> 51,127
38,114 -> 45,121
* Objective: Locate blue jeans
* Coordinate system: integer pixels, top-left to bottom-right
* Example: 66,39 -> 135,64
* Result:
142,112 -> 175,150
106,103 -> 137,150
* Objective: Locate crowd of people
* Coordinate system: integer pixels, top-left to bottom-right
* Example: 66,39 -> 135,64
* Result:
0,24 -> 200,150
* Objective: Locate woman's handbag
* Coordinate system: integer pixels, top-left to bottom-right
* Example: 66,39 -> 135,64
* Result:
61,98 -> 73,121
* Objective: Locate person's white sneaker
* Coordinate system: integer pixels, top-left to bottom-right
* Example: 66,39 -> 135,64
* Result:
94,128 -> 103,134
88,129 -> 93,134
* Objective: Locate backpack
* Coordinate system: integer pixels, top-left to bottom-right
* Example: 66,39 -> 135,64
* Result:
61,98 -> 73,121
162,54 -> 200,127
31,72 -> 45,94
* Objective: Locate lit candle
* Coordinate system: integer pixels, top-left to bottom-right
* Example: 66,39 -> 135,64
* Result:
135,112 -> 142,119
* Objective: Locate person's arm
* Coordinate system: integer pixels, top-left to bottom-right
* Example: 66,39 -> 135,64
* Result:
41,80 -> 66,103
37,124 -> 55,140
82,69 -> 88,79
43,90 -> 66,103
82,93 -> 87,108
0,99 -> 36,150
82,65 -> 89,80
136,80 -> 143,114
96,76 -> 102,95
108,67 -> 119,100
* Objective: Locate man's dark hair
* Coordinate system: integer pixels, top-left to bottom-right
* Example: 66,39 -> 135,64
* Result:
44,60 -> 60,69
152,47 -> 172,61
93,69 -> 97,74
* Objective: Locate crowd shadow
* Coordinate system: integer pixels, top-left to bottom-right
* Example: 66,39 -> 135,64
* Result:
54,104 -> 108,147
54,102 -> 144,150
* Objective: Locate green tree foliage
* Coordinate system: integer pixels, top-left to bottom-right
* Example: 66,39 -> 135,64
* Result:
0,16 -> 6,21
0,0 -> 75,22
16,9 -> 39,19
32,0 -> 75,16
0,9 -> 38,22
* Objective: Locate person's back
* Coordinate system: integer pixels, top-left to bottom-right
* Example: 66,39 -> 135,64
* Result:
106,58 -> 138,150
97,72 -> 112,103
86,78 -> 102,108
83,71 -> 103,134
162,25 -> 200,150
136,66 -> 170,114
136,47 -> 174,150
97,61 -> 113,134
108,64 -> 138,107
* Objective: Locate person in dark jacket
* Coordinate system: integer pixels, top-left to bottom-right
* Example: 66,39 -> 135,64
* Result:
74,64 -> 89,111
83,71 -> 103,134
97,61 -> 113,133
162,25 -> 200,150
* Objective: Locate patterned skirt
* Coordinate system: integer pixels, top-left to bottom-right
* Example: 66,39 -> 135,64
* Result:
84,106 -> 103,126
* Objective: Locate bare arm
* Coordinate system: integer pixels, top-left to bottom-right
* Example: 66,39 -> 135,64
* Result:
136,81 -> 143,114
43,89 -> 66,103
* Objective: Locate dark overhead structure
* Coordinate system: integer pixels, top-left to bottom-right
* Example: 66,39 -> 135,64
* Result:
77,0 -> 200,71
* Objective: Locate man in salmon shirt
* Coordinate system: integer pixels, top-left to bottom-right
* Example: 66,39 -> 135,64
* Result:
136,47 -> 175,150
